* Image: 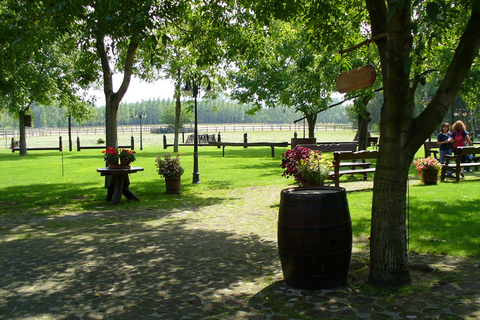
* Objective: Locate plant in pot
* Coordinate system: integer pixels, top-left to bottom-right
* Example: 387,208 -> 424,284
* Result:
155,153 -> 184,193
102,147 -> 119,167
281,146 -> 332,186
119,149 -> 136,167
414,156 -> 441,185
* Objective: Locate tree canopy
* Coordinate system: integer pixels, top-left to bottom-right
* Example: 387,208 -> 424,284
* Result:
0,0 -> 94,154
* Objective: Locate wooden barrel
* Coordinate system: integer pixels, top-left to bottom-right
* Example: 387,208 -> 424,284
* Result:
165,177 -> 181,194
421,170 -> 438,185
278,187 -> 352,289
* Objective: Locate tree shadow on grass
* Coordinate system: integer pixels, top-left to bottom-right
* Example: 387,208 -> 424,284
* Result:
0,216 -> 279,319
0,179 -> 240,216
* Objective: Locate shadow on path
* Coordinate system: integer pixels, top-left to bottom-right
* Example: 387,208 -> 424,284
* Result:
0,215 -> 278,319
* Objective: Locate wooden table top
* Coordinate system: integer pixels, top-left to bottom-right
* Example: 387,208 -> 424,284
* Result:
97,166 -> 144,174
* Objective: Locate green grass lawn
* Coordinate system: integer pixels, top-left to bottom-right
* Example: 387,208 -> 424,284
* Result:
1,130 -> 479,258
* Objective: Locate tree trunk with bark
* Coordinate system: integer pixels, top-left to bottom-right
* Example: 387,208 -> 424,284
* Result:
18,110 -> 27,156
95,31 -> 138,149
356,96 -> 372,151
365,1 -> 480,286
306,113 -> 317,138
174,70 -> 182,153
357,113 -> 371,151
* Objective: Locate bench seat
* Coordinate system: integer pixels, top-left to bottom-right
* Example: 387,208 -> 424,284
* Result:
298,142 -> 357,153
424,141 -> 440,160
337,161 -> 372,169
328,150 -> 378,187
441,146 -> 480,182
328,168 -> 375,179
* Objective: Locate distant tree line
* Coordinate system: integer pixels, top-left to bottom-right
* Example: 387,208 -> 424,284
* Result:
0,98 -> 352,129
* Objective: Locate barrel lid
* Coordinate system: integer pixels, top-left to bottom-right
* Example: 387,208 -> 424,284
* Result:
281,187 -> 346,196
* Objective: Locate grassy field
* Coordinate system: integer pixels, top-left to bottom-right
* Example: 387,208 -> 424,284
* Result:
1,129 -> 479,258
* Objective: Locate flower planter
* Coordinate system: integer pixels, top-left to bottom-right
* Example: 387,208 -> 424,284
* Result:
107,160 -> 119,168
121,160 -> 132,166
165,176 -> 181,194
422,170 -> 438,185
278,186 -> 352,289
301,180 -> 324,187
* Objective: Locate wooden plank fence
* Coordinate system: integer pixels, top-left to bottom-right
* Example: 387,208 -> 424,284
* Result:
11,137 -> 63,153
76,136 -> 135,151
10,136 -> 135,152
1,124 -> 356,139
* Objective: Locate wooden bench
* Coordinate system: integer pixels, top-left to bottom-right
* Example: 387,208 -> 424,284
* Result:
327,150 -> 379,187
297,142 -> 357,153
424,141 -> 440,160
440,146 -> 480,182
368,137 -> 379,150
208,141 -> 289,157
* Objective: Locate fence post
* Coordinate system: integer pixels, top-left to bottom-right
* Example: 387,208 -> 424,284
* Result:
77,136 -> 81,151
217,132 -> 221,148
11,137 -> 15,153
163,134 -> 167,149
131,135 -> 135,150
244,133 -> 248,148
59,136 -> 63,152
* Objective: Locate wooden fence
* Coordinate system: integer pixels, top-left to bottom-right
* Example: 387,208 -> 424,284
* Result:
11,137 -> 63,153
1,123 -> 355,139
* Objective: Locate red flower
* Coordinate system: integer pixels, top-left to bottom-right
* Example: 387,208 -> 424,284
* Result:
102,147 -> 118,155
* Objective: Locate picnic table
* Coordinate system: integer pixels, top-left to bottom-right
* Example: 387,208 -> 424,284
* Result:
97,166 -> 144,205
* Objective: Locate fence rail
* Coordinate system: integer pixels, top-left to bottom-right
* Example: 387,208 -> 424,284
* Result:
1,123 -> 355,138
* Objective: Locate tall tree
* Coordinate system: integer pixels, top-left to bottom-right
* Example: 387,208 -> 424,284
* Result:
43,0 -> 185,149
0,0 -> 93,155
363,1 -> 480,286
229,21 -> 339,138
250,0 -> 480,286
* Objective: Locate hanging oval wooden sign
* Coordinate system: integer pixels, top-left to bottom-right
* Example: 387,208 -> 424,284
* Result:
336,65 -> 376,93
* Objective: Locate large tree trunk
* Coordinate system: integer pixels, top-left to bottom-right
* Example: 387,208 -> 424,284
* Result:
370,143 -> 413,286
18,110 -> 27,156
174,70 -> 182,153
95,32 -> 137,187
357,112 -> 370,151
366,1 -> 480,286
306,113 -> 317,138
105,97 -> 118,149
95,31 -> 138,149
369,0 -> 413,283
356,96 -> 372,151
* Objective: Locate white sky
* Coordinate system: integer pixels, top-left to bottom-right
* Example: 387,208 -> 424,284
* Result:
91,76 -> 175,106
90,75 -> 347,106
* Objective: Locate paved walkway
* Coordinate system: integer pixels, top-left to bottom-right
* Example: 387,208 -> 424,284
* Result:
1,183 -> 479,319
